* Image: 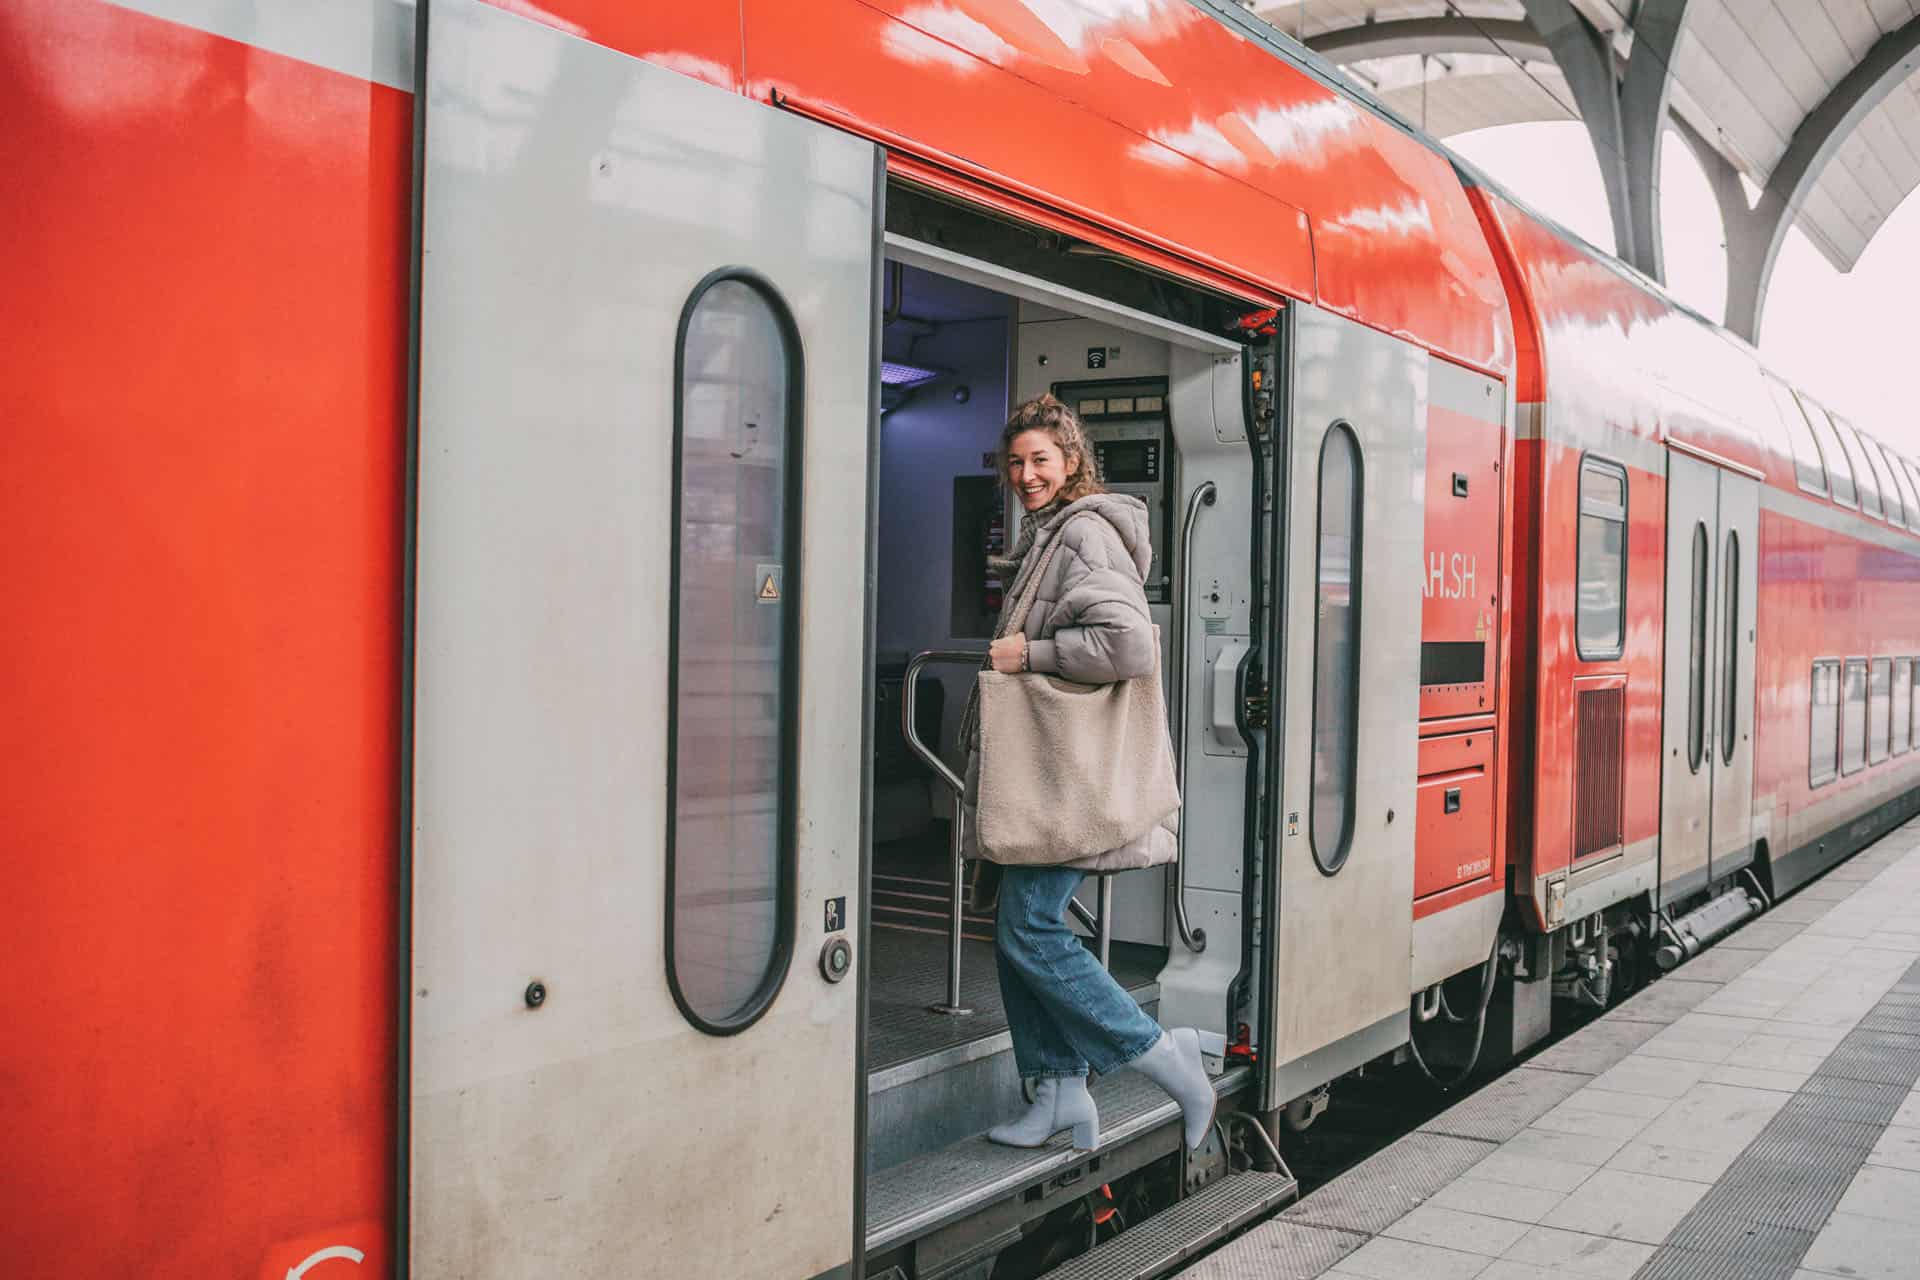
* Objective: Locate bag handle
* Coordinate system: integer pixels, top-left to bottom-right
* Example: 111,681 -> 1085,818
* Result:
996,512 -> 1091,642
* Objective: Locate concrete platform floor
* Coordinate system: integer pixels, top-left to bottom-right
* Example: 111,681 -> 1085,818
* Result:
1178,821 -> 1920,1280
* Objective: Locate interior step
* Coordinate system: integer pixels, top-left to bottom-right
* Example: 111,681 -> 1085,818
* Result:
866,1067 -> 1251,1257
873,869 -> 995,941
1034,1169 -> 1297,1280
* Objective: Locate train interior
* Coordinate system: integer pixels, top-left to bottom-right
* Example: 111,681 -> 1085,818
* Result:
869,262 -> 1168,1151
861,251 -> 1257,1261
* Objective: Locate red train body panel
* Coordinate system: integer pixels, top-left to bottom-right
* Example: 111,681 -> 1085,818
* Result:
7,0 -> 1920,1274
0,2 -> 409,1273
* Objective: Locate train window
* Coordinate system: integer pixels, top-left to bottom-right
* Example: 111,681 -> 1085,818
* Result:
1894,659 -> 1912,758
1686,522 -> 1708,773
1576,456 -> 1628,660
1843,419 -> 1887,520
1868,438 -> 1907,525
1810,660 -> 1840,787
1830,413 -> 1874,514
1721,530 -> 1740,767
1901,459 -> 1920,532
1842,658 -> 1867,776
1798,395 -> 1857,507
666,271 -> 801,1036
1869,658 -> 1892,765
1912,656 -> 1920,750
1878,442 -> 1918,530
1310,423 -> 1362,875
1765,377 -> 1828,495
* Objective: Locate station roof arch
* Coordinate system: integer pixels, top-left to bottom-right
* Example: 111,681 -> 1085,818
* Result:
1255,0 -> 1920,335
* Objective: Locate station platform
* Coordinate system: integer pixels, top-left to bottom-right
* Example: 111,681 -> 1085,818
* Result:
1179,823 -> 1920,1280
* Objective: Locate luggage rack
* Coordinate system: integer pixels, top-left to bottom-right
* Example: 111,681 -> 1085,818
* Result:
902,649 -> 1114,1017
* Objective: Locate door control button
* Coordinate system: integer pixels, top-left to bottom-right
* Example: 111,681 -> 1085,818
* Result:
820,936 -> 853,983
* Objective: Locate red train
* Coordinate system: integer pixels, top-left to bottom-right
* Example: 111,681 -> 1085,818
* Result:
6,1 -> 1916,1277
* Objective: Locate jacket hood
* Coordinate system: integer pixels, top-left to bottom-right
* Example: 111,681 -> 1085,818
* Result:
1048,492 -> 1153,580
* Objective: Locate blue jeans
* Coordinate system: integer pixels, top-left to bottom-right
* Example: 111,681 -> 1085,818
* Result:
995,865 -> 1164,1079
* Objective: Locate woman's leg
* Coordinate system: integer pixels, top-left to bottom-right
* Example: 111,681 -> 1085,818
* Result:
996,867 -> 1089,1080
994,866 -> 1163,1076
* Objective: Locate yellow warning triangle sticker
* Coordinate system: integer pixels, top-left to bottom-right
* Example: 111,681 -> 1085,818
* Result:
758,574 -> 780,601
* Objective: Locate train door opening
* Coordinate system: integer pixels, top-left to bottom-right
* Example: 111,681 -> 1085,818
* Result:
861,232 -> 1269,1266
1658,451 -> 1759,905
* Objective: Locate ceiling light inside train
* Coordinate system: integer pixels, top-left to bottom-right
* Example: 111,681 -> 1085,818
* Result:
880,359 -> 943,388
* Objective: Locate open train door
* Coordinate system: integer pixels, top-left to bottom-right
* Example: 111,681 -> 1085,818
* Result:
1260,305 -> 1427,1104
408,3 -> 880,1275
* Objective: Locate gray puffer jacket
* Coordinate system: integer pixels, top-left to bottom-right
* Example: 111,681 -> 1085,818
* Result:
961,492 -> 1178,872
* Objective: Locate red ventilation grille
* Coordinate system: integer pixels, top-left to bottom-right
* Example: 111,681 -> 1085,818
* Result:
1574,684 -> 1626,858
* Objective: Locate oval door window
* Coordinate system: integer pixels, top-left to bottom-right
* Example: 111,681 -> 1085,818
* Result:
1721,530 -> 1739,766
1311,424 -> 1362,875
1687,522 -> 1708,774
666,271 -> 803,1035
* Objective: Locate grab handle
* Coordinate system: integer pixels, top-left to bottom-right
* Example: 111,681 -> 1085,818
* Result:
1172,482 -> 1216,953
903,650 -> 986,1015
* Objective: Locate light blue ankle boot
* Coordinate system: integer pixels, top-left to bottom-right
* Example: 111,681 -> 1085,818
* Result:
986,1075 -> 1099,1150
1131,1028 -> 1215,1151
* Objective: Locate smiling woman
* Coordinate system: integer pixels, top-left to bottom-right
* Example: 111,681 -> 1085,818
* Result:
997,392 -> 1104,513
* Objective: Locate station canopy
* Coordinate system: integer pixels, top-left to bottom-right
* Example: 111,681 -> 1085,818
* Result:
1258,0 -> 1920,276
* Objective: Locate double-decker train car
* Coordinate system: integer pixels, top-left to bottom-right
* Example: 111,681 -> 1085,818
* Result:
6,1 -> 1918,1277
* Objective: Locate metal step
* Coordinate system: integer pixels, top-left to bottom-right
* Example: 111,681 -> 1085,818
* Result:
864,932 -> 1167,1173
866,1067 -> 1252,1255
867,996 -> 1159,1174
1034,1171 -> 1297,1280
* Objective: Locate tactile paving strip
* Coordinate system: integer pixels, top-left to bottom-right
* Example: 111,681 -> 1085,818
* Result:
1706,1165 -> 1858,1232
1747,1107 -> 1885,1153
1278,1132 -> 1493,1235
1787,1074 -> 1909,1120
1662,1214 -> 1817,1259
1857,1011 -> 1920,1035
1816,1042 -> 1920,1085
1636,1244 -> 1801,1280
1632,957 -> 1920,1279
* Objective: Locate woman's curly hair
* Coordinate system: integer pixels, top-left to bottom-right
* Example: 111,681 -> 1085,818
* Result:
995,394 -> 1105,505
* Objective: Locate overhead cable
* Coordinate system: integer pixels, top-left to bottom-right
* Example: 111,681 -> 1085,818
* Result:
1445,1 -> 1583,123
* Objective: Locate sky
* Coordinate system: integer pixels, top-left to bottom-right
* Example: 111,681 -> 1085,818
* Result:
1449,122 -> 1920,453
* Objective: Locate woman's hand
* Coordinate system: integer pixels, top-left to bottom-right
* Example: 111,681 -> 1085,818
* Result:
989,634 -> 1028,674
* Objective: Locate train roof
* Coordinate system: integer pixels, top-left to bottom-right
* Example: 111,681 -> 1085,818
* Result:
627,0 -> 1920,503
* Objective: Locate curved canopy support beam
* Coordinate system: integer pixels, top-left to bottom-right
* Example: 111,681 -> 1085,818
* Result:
1308,7 -> 1693,279
1618,0 -> 1691,284
1672,113 -> 1749,256
1725,15 -> 1920,343
1307,16 -> 1549,65
1519,0 -> 1636,266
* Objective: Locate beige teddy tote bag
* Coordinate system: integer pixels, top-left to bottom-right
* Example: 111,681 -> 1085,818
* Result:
974,515 -> 1181,865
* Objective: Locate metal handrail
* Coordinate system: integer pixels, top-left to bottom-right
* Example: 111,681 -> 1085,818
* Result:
903,650 -> 987,1015
902,648 -> 1113,1014
1172,481 -> 1216,953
